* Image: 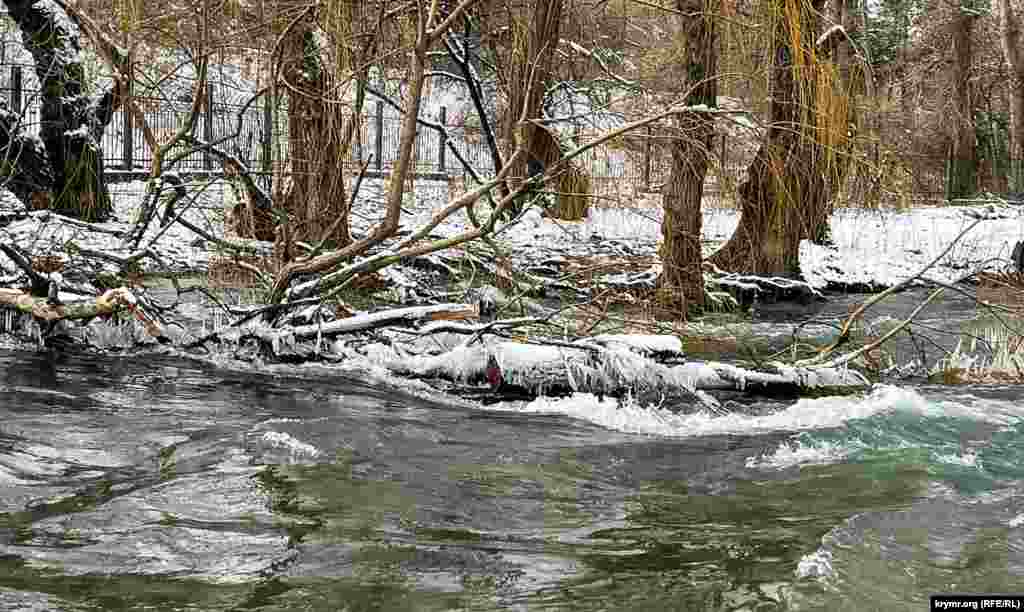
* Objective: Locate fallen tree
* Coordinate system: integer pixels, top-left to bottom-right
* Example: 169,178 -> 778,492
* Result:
376,334 -> 869,409
0,286 -> 167,343
184,302 -> 480,350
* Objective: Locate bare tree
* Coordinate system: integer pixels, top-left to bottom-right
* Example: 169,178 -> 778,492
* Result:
493,0 -> 568,216
997,0 -> 1024,190
947,1 -> 979,199
267,0 -> 483,304
270,1 -> 380,257
657,0 -> 719,314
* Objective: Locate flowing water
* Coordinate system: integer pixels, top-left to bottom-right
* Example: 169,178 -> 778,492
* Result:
1,293 -> 1023,611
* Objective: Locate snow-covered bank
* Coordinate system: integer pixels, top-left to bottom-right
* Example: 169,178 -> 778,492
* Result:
0,177 -> 1019,412
339,179 -> 1024,293
0,181 -> 271,279
1,177 -> 1020,293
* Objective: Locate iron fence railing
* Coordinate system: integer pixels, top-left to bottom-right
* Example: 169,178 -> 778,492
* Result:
0,67 -> 1001,205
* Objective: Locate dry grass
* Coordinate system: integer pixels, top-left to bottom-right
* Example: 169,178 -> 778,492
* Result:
207,254 -> 277,289
929,272 -> 1024,384
976,272 -> 1024,311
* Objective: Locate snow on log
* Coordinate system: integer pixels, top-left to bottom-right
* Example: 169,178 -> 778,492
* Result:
380,338 -> 869,406
0,286 -> 166,340
199,303 -> 483,353
279,303 -> 479,339
581,334 -> 685,359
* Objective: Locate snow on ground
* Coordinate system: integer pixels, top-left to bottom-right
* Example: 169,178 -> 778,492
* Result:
349,178 -> 1024,291
0,181 -> 269,279
0,176 -> 1021,293
802,206 -> 1024,288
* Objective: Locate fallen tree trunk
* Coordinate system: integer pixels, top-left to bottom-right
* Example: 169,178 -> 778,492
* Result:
0,287 -> 166,341
186,302 -> 480,350
381,339 -> 869,406
282,303 -> 479,338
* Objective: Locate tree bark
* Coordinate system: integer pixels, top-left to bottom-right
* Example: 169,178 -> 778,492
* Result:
499,0 -> 565,217
998,0 -> 1024,191
947,9 -> 978,199
3,0 -> 117,222
0,287 -> 163,340
275,11 -> 358,254
657,0 -> 719,314
0,103 -> 54,206
709,0 -> 849,275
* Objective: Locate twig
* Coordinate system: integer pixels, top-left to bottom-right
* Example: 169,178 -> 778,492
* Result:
800,217 -> 983,366
813,287 -> 945,370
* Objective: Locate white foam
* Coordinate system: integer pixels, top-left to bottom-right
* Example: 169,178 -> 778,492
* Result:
488,385 -> 932,438
745,440 -> 852,470
1009,514 -> 1024,528
796,549 -> 835,581
259,431 -> 321,459
934,451 -> 982,469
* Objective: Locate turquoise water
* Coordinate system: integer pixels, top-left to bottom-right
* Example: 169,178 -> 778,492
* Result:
0,349 -> 1022,610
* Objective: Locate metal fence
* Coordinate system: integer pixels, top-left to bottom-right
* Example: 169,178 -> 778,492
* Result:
0,66 -> 272,174
0,67 -> 980,206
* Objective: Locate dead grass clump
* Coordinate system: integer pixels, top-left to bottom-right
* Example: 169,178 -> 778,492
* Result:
976,271 -> 1024,311
550,162 -> 591,220
208,255 -> 276,288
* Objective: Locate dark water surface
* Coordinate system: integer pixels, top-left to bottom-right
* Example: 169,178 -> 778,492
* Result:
0,334 -> 1022,610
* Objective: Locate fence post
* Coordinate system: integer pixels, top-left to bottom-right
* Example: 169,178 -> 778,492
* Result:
122,81 -> 133,170
644,124 -> 652,192
354,111 -> 363,162
720,133 -> 726,179
203,83 -> 214,171
375,101 -> 384,172
438,106 -> 446,173
262,94 -> 273,173
413,115 -> 420,172
10,66 -> 21,116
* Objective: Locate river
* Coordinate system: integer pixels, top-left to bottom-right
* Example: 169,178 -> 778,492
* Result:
1,292 -> 1023,610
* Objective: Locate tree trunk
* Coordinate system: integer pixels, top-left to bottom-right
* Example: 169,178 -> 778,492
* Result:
998,0 -> 1024,191
500,0 -> 565,217
709,0 -> 849,275
0,104 -> 53,205
273,10 -> 360,254
657,0 -> 719,315
947,10 -> 978,200
3,0 -> 116,222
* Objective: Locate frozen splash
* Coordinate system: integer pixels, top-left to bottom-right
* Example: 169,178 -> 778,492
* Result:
934,450 -> 982,469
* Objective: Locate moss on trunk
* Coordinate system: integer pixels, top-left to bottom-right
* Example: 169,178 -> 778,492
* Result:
3,0 -> 116,222
709,0 -> 850,276
657,0 -> 719,315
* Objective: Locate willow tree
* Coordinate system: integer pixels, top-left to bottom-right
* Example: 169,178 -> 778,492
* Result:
0,0 -> 121,221
709,0 -> 853,275
495,0 -> 574,217
999,0 -> 1024,190
946,2 -> 979,199
658,0 -> 719,313
271,1 -> 376,255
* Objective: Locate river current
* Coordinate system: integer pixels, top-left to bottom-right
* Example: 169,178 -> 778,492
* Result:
0,294 -> 1023,610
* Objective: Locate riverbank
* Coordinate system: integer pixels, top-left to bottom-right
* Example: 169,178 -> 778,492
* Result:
0,180 -> 1021,397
